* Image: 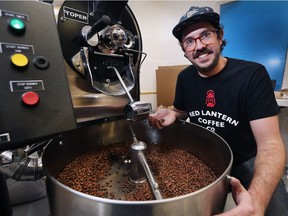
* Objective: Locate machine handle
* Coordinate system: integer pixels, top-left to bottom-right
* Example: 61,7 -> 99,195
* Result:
86,15 -> 111,41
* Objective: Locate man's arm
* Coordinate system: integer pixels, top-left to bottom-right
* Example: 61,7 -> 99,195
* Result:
215,115 -> 286,216
248,115 -> 286,214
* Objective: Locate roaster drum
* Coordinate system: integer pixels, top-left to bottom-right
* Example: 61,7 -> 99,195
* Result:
43,119 -> 233,216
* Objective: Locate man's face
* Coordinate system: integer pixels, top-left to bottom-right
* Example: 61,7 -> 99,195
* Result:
181,21 -> 223,75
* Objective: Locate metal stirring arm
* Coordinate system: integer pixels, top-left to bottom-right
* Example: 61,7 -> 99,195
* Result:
129,126 -> 163,200
108,66 -> 151,122
107,66 -> 134,103
137,151 -> 163,200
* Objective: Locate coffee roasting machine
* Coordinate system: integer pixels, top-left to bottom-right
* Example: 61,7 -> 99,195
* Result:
0,1 -> 233,216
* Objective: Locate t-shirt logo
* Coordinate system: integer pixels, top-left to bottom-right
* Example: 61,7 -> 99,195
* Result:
206,90 -> 216,107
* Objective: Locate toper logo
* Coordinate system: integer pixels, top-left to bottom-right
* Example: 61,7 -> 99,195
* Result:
63,6 -> 88,24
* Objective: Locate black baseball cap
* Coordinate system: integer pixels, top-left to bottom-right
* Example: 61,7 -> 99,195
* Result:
172,6 -> 220,41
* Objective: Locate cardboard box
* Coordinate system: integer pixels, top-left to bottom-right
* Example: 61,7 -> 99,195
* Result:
156,65 -> 188,107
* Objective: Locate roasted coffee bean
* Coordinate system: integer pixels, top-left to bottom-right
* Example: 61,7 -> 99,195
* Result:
57,142 -> 217,201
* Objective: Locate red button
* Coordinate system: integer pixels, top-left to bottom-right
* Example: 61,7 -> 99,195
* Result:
22,91 -> 39,106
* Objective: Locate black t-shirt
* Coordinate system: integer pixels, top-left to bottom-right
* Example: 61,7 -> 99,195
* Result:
173,58 -> 280,165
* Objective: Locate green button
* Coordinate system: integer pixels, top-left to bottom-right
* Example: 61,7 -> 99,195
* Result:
8,18 -> 26,33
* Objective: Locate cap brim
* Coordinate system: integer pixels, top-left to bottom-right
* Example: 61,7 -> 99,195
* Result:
172,13 -> 219,41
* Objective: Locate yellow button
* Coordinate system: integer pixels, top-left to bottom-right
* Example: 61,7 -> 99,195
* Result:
11,53 -> 29,68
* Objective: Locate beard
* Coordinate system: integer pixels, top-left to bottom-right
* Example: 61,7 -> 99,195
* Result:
190,47 -> 221,74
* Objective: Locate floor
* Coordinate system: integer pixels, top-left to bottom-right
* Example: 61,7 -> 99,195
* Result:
13,198 -> 50,216
224,193 -> 236,212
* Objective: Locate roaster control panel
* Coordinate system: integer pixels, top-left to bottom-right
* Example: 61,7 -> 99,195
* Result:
0,1 -> 77,150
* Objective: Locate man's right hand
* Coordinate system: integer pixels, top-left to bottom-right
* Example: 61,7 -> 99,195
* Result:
214,176 -> 258,216
148,109 -> 177,129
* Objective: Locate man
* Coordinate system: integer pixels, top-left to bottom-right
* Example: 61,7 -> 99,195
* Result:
148,6 -> 288,215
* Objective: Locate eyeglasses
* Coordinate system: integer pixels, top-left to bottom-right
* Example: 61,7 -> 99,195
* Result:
182,29 -> 218,52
